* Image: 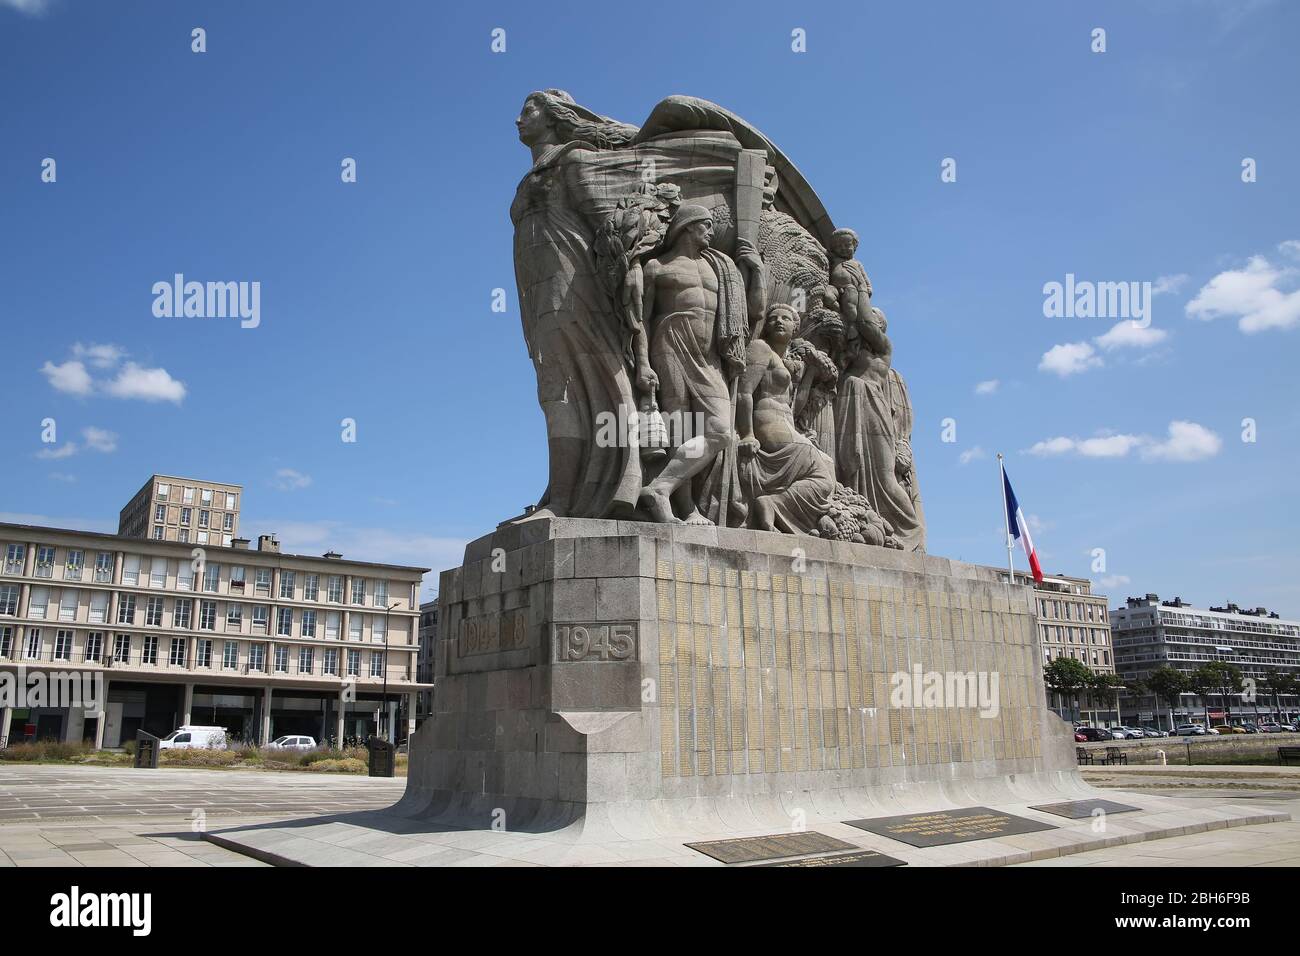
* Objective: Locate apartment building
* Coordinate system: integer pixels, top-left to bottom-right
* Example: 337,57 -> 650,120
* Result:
118,474 -> 242,544
1111,593 -> 1300,730
1012,571 -> 1116,725
416,599 -> 439,722
0,520 -> 430,749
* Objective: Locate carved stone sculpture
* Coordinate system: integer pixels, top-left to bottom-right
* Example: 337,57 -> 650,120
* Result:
511,90 -> 925,549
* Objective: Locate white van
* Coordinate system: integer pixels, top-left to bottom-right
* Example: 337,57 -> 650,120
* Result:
158,726 -> 228,750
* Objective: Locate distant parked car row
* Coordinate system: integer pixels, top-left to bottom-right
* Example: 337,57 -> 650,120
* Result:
1073,725 -> 1168,742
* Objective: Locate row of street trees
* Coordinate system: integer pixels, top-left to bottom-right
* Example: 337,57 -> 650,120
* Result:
1043,659 -> 1299,729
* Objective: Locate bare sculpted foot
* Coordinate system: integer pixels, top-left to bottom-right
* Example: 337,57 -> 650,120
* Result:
684,509 -> 714,526
639,488 -> 681,524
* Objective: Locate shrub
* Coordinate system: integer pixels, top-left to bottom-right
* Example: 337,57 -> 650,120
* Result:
160,748 -> 241,767
0,741 -> 92,762
305,758 -> 366,774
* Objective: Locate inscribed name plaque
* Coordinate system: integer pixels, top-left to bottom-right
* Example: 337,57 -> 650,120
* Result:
757,849 -> 907,868
685,831 -> 858,865
1028,799 -> 1141,820
844,807 -> 1057,848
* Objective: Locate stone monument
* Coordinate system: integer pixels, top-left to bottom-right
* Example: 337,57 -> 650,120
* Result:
209,92 -> 1286,866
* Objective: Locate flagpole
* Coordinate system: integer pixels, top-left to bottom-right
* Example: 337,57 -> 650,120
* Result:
998,453 -> 1015,584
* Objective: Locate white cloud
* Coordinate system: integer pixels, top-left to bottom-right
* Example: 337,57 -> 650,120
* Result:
1038,341 -> 1101,377
1279,239 -> 1300,260
958,446 -> 986,465
272,468 -> 313,491
245,517 -> 469,578
1094,320 -> 1169,351
1096,574 -> 1131,591
0,0 -> 53,15
40,360 -> 93,396
1152,274 -> 1190,296
71,342 -> 127,369
48,472 -> 77,484
973,379 -> 999,396
103,362 -> 187,403
1140,420 -> 1222,462
1185,255 -> 1300,333
81,426 -> 118,453
36,442 -> 78,460
1027,421 -> 1221,463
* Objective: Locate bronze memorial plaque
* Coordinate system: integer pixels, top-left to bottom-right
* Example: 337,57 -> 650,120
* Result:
1028,799 -> 1141,820
844,807 -> 1057,848
757,849 -> 907,868
685,832 -> 858,865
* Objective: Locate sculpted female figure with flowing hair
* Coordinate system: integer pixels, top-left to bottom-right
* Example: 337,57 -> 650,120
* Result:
510,90 -> 646,519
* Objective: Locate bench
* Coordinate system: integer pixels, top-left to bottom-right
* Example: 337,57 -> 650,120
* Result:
1105,747 -> 1128,765
1076,746 -> 1094,765
1279,747 -> 1300,766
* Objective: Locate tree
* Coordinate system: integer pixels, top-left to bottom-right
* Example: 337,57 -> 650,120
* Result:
1146,666 -> 1188,731
1192,661 -> 1242,729
1090,672 -> 1126,725
1260,668 -> 1298,722
1188,666 -> 1217,728
1044,658 -> 1093,723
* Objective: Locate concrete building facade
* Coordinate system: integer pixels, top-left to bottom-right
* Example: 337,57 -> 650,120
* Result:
118,474 -> 243,545
1111,593 -> 1300,730
0,520 -> 430,749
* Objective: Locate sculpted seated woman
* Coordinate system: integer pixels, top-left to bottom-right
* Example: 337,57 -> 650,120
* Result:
735,304 -> 838,534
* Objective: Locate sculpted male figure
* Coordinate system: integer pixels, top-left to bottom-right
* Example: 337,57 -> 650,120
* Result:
828,227 -> 873,331
636,204 -> 749,525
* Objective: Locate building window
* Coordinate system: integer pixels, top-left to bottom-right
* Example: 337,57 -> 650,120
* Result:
374,580 -> 388,607
178,528 -> 189,543
304,574 -> 319,602
25,627 -> 43,660
169,638 -> 186,667
142,635 -> 158,665
301,610 -> 317,638
199,600 -> 216,630
223,641 -> 239,669
279,571 -> 295,600
54,629 -> 73,661
176,562 -> 193,591
372,614 -> 386,644
226,492 -> 237,510
85,632 -> 103,662
155,504 -> 166,522
198,510 -> 210,529
113,633 -> 130,663
325,610 -> 340,640
276,607 -> 293,636
89,591 -> 107,624
152,526 -> 164,540
0,625 -> 11,659
248,643 -> 265,672
122,555 -> 140,586
347,649 -> 360,677
298,646 -> 314,674
203,563 -> 221,593
174,598 -> 192,629
146,596 -> 164,626
94,552 -> 112,583
27,587 -> 48,620
349,614 -> 363,641
252,605 -> 269,631
117,594 -> 135,625
0,585 -> 18,616
274,645 -> 288,673
323,648 -> 338,676
64,550 -> 84,581
150,557 -> 167,588
255,568 -> 271,595
370,651 -> 384,677
351,578 -> 366,605
180,507 -> 192,525
226,603 -> 243,630
182,487 -> 194,504
201,488 -> 212,506
35,546 -> 55,578
4,544 -> 24,575
223,513 -> 234,532
197,531 -> 209,545
196,639 -> 213,668
57,590 -> 77,622
327,576 -> 343,603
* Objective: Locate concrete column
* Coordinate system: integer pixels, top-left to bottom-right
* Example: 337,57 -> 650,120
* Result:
23,542 -> 36,577
93,679 -> 108,750
260,685 -> 272,744
407,691 -> 417,741
387,700 -> 397,742
335,688 -> 345,746
319,699 -> 328,743
1,706 -> 12,747
182,682 -> 194,725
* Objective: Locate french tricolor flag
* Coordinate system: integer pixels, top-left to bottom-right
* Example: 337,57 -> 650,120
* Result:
1002,463 -> 1043,583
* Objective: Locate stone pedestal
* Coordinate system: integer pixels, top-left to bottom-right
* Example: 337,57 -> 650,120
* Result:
401,517 -> 1078,833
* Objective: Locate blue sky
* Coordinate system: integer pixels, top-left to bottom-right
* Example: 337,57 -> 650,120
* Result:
1,0 -> 1297,611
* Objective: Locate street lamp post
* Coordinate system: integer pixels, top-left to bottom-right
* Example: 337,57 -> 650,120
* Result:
382,601 -> 399,740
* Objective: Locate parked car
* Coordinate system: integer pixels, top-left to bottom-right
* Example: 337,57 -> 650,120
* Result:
266,735 -> 317,750
1257,723 -> 1285,733
1140,727 -> 1168,738
1116,726 -> 1145,740
1214,725 -> 1248,735
1174,724 -> 1207,736
1074,731 -> 1088,742
1076,727 -> 1114,742
158,726 -> 228,750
